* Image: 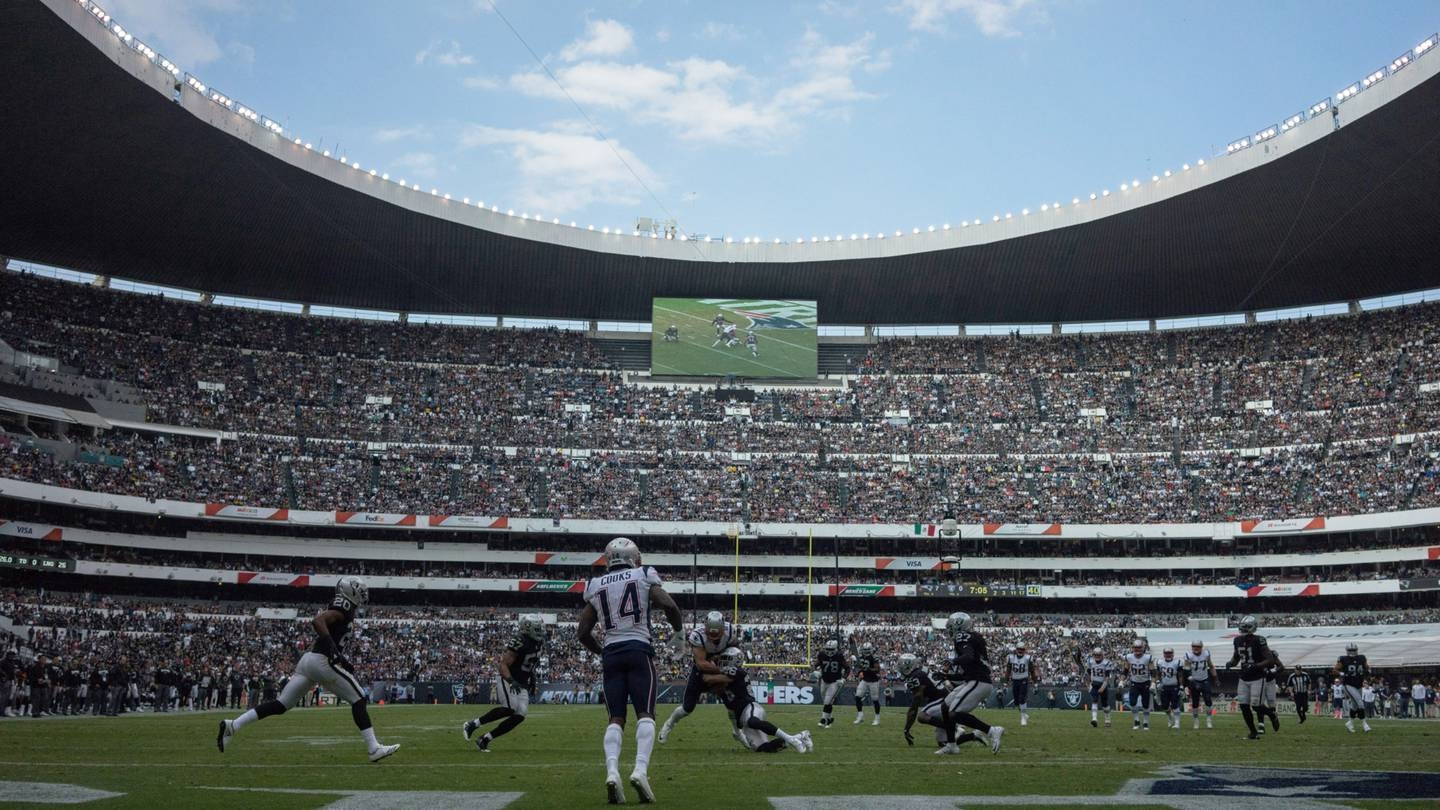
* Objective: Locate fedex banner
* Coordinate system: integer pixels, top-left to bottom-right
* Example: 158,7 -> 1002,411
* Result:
336,512 -> 417,526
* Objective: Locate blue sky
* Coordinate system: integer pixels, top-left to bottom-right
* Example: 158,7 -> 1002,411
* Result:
98,0 -> 1438,240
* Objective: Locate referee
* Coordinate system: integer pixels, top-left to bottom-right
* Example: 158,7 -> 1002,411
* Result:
1286,668 -> 1312,724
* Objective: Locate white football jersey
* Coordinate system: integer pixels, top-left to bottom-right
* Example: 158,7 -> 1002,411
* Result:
1123,652 -> 1153,683
583,565 -> 663,648
1156,658 -> 1182,686
1183,649 -> 1212,681
686,622 -> 738,657
1006,653 -> 1032,681
1085,658 -> 1114,685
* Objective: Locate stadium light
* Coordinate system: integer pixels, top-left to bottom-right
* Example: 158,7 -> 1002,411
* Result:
1226,137 -> 1249,153
1040,204 -> 1048,212
1390,51 -> 1412,72
927,225 -> 935,232
1004,213 -> 1012,220
1120,183 -> 1128,191
1417,35 -> 1438,56
1197,158 -> 1205,165
1089,193 -> 1097,200
1336,82 -> 1360,102
823,236 -> 831,242
1053,202 -> 1060,209
773,237 -> 780,243
352,161 -> 360,169
942,223 -> 950,230
1020,209 -> 1029,216
850,233 -> 859,240
371,170 -> 378,177
1072,197 -> 1080,204
553,218 -> 560,224
443,193 -> 450,200
1361,68 -> 1386,88
912,227 -> 920,234
412,183 -> 421,190
877,232 -> 884,239
322,150 -> 330,157
1163,170 -> 1171,177
1254,126 -> 1278,143
262,118 -> 283,135
381,173 -> 388,180
1151,175 -> 1159,182
506,209 -> 514,216
1279,112 -> 1303,132
895,230 -> 902,237
432,189 -> 439,196
1101,190 -> 1109,197
724,237 -> 732,243
862,233 -> 870,239
602,227 -> 611,234
589,225 -> 595,231
1309,98 -> 1331,117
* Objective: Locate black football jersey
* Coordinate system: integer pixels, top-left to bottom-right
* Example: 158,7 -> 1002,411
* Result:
951,629 -> 992,684
718,667 -> 754,713
1287,671 -> 1312,694
1336,654 -> 1368,688
904,669 -> 946,702
816,651 -> 847,683
322,593 -> 359,653
1231,634 -> 1270,679
855,653 -> 881,682
505,633 -> 544,689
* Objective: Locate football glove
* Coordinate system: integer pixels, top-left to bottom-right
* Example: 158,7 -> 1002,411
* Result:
903,728 -> 915,746
668,633 -> 688,653
811,669 -> 822,683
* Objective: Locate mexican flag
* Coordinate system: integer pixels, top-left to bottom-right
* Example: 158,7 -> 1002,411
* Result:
913,523 -> 937,536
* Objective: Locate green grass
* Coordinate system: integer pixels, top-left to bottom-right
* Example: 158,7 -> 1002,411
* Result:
2,705 -> 1438,809
650,298 -> 816,378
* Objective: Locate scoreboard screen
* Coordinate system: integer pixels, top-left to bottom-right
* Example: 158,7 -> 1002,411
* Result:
651,298 -> 817,379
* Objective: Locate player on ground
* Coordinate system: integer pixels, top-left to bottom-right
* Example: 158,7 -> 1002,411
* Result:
1225,615 -> 1278,740
578,538 -> 685,804
853,643 -> 883,725
1156,648 -> 1183,730
1286,667 -> 1312,724
462,614 -> 545,752
1082,647 -> 1115,728
1005,644 -> 1039,727
942,612 -> 1004,753
216,577 -> 398,762
1123,638 -> 1155,731
899,653 -> 984,754
703,647 -> 812,754
814,639 -> 848,728
1184,640 -> 1217,729
745,331 -> 759,358
1334,642 -> 1372,733
658,611 -> 738,743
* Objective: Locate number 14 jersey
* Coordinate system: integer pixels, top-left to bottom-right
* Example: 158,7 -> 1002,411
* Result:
584,566 -> 664,649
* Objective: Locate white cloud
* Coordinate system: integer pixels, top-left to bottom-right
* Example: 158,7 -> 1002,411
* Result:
415,40 -> 475,67
892,0 -> 1037,37
506,28 -> 886,145
391,151 -> 441,178
100,0 -> 245,67
462,75 -> 502,90
559,19 -> 635,62
458,125 -> 659,214
374,126 -> 430,143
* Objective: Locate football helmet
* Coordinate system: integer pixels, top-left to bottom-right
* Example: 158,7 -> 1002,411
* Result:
1162,648 -> 1174,660
704,610 -> 726,638
1091,647 -> 1104,660
604,537 -> 642,570
947,612 -> 973,633
1191,640 -> 1204,652
518,614 -> 545,641
1237,615 -> 1258,635
860,643 -> 874,655
1132,638 -> 1146,653
717,646 -> 744,676
1014,644 -> 1026,655
823,639 -> 839,654
335,576 -> 369,607
898,653 -> 920,676
1346,642 -> 1359,655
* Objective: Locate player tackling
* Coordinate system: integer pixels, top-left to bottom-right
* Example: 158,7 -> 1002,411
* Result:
658,610 -> 738,743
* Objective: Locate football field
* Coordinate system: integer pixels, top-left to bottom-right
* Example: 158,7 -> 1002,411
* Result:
3,705 -> 1439,809
650,298 -> 817,378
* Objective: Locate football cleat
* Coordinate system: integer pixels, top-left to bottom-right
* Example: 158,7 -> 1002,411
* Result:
463,719 -> 479,741
1205,717 -> 1212,728
853,715 -> 863,725
475,736 -> 490,753
1090,718 -> 1097,728
1104,719 -> 1112,728
871,717 -> 881,726
1246,732 -> 1260,740
630,771 -> 655,804
1020,714 -> 1028,727
216,719 -> 233,753
988,726 -> 1004,754
1362,722 -> 1372,733
658,723 -> 671,745
1143,724 -> 1150,731
607,774 -> 626,805
933,743 -> 960,755
1346,720 -> 1355,733
368,743 -> 400,763
799,730 -> 814,752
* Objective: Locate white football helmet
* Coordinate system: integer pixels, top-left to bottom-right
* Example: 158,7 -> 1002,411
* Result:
898,653 -> 919,676
1346,642 -> 1359,655
1091,647 -> 1104,660
335,576 -> 368,607
1191,640 -> 1204,652
823,639 -> 839,654
704,611 -> 726,635
1162,648 -> 1174,660
717,646 -> 744,675
947,612 -> 973,633
1238,615 -> 1258,635
518,614 -> 545,641
1132,638 -> 1147,654
604,537 -> 642,570
860,642 -> 874,655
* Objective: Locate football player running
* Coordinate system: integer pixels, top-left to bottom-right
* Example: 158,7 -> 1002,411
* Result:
1333,643 -> 1372,733
813,639 -> 848,728
1225,615 -> 1278,740
899,653 -> 984,754
216,577 -> 398,762
1081,647 -> 1116,728
578,538 -> 685,804
942,612 -> 1004,754
1005,644 -> 1039,727
659,610 -> 738,744
703,647 -> 812,754
853,642 -> 883,725
463,614 -> 546,752
1183,640 -> 1217,729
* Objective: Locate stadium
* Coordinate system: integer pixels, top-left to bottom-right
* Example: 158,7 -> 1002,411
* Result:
2,0 -> 1440,807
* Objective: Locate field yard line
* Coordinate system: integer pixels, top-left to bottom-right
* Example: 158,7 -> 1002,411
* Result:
195,786 -> 524,810
655,326 -> 804,378
655,305 -> 815,355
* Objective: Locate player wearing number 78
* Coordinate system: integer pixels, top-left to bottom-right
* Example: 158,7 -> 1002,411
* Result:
578,538 -> 684,805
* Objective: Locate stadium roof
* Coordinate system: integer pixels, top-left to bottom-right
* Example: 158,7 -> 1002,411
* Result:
2,0 -> 1440,325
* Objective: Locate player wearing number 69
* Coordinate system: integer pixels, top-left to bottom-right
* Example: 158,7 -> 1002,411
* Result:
578,538 -> 684,805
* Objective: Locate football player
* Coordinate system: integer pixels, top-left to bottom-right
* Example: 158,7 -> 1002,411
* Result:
1081,647 -> 1115,728
578,538 -> 685,804
703,647 -> 812,754
1005,644 -> 1039,727
659,610 -> 738,744
1122,639 -> 1155,731
1183,640 -> 1217,729
663,325 -> 679,342
1333,642 -> 1372,733
463,614 -> 546,752
1224,615 -> 1278,740
813,639 -> 848,728
216,577 -> 399,762
942,612 -> 1004,753
745,331 -> 759,358
853,642 -> 883,725
899,653 -> 984,754
1286,666 -> 1312,724
1156,648 -> 1183,730
712,313 -> 727,336
1256,656 -> 1284,734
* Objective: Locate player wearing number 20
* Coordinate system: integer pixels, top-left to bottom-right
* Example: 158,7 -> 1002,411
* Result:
578,538 -> 684,805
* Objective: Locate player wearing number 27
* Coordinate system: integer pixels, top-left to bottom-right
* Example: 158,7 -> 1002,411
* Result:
578,538 -> 684,805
